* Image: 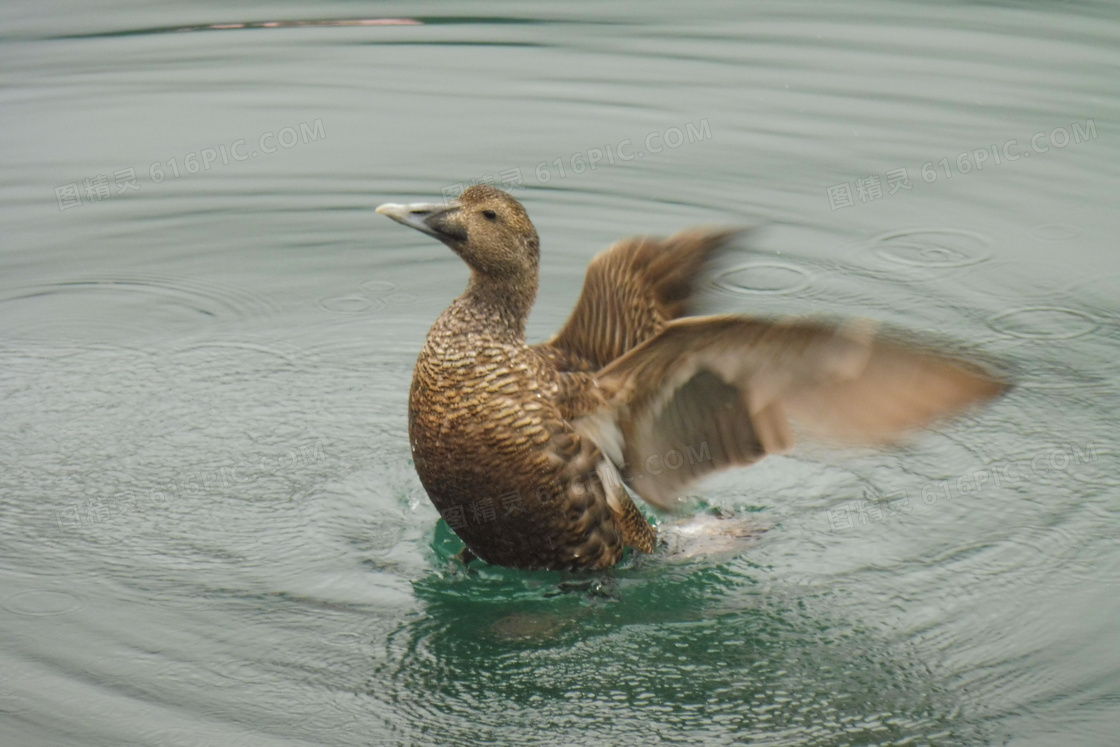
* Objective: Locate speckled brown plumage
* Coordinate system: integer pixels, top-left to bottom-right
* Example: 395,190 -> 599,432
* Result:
377,185 -> 1009,571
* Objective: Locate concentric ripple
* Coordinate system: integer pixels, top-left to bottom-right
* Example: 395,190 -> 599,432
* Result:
1028,223 -> 1083,241
318,295 -> 379,314
869,229 -> 992,269
986,306 -> 1099,340
0,275 -> 281,341
714,262 -> 812,296
319,280 -> 419,314
3,589 -> 84,617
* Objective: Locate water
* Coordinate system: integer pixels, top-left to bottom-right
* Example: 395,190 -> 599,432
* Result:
2,2 -> 1118,745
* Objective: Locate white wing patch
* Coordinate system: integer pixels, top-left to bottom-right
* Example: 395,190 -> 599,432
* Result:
572,410 -> 625,467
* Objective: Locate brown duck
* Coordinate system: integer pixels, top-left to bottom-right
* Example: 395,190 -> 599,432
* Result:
377,185 -> 1007,571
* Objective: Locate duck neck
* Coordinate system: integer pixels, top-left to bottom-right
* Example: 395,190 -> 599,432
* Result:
461,269 -> 538,340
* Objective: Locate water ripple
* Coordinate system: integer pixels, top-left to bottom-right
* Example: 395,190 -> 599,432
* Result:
3,589 -> 84,617
0,275 -> 281,342
1028,223 -> 1083,241
865,229 -> 992,270
714,262 -> 812,296
986,306 -> 1100,340
319,280 -> 419,314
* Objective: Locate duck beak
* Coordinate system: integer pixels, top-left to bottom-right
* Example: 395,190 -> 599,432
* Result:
376,200 -> 461,241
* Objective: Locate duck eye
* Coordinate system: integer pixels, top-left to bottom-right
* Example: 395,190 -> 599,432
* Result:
482,209 -> 497,221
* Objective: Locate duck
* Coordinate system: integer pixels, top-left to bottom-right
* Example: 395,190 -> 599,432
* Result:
376,185 -> 1008,571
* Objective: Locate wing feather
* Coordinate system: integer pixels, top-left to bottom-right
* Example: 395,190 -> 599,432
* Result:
585,316 -> 1009,509
534,229 -> 745,371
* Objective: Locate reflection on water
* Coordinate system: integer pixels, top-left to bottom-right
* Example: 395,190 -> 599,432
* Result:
392,559 -> 981,744
3,1 -> 1120,745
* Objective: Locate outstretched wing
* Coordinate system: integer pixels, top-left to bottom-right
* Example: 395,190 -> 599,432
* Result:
580,316 -> 1009,509
534,228 -> 745,372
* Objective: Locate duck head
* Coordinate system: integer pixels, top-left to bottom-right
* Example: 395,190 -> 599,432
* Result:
377,185 -> 540,282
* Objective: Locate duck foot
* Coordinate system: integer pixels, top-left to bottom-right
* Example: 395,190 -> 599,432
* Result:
453,546 -> 478,567
546,574 -> 618,599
